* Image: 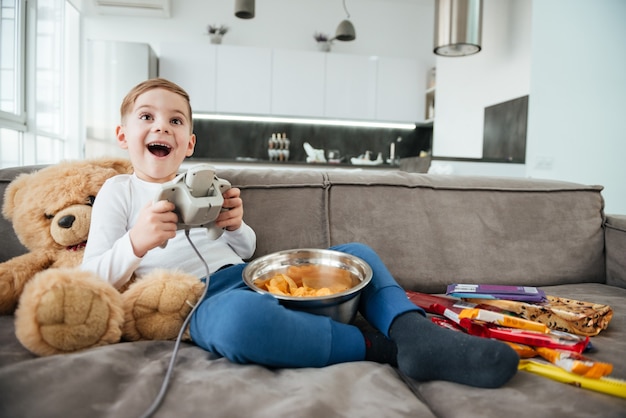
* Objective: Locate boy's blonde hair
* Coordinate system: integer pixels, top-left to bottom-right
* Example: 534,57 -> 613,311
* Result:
120,78 -> 193,132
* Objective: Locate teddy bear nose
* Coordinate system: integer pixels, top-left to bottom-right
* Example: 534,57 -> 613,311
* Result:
58,215 -> 75,229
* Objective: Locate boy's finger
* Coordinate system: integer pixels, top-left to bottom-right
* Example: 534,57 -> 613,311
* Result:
152,199 -> 175,212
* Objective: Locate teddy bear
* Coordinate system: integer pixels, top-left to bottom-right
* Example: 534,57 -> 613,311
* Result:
0,158 -> 205,356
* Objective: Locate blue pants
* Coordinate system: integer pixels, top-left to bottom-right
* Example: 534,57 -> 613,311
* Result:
189,243 -> 423,368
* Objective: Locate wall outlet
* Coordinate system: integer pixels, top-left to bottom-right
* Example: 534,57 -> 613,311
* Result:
534,156 -> 554,170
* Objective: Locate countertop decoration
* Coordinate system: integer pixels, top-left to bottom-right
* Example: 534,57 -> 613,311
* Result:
303,142 -> 327,163
350,151 -> 383,166
314,32 -> 332,52
208,25 -> 229,44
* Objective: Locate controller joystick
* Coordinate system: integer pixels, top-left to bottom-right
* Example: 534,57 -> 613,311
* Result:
155,164 -> 231,246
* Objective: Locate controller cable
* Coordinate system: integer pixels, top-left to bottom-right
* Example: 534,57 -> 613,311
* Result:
137,228 -> 211,418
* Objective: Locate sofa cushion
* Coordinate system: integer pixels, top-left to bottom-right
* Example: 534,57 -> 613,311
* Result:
0,317 -> 436,418
1,283 -> 624,418
326,172 -> 606,293
219,170 -> 606,293
219,169 -> 332,259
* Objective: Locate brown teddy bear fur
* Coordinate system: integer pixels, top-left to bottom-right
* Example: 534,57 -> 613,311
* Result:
0,158 -> 133,314
0,158 -> 205,356
15,268 -> 125,355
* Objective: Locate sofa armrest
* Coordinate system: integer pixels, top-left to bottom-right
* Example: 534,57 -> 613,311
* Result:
605,214 -> 626,289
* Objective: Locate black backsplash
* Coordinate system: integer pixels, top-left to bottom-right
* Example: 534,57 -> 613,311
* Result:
190,119 -> 432,163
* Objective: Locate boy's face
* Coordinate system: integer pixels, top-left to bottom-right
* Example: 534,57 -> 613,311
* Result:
116,88 -> 196,183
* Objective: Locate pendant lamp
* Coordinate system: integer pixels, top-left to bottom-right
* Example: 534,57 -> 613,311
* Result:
334,0 -> 356,41
235,0 -> 255,19
434,0 -> 483,57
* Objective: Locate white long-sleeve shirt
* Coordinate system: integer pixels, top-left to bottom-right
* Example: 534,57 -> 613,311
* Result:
81,173 -> 256,289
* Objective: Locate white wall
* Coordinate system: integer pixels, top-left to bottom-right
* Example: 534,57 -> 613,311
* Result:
431,0 -> 626,214
432,0 -> 532,160
82,0 -> 436,62
526,0 -> 626,214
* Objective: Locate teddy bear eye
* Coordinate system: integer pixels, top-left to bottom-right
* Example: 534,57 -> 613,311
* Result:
45,213 -> 54,220
86,195 -> 96,206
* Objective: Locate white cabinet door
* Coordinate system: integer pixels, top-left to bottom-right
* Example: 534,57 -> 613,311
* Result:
324,53 -> 377,120
215,46 -> 272,115
159,42 -> 217,113
158,44 -> 427,123
271,49 -> 325,117
376,57 -> 423,122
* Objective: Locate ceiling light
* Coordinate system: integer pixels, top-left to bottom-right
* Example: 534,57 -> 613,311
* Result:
193,113 -> 416,131
434,0 -> 483,57
334,0 -> 356,41
234,0 -> 254,19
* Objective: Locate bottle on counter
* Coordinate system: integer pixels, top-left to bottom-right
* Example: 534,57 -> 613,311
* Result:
268,133 -> 278,161
282,133 -> 290,161
268,133 -> 291,162
277,134 -> 285,161
388,136 -> 402,165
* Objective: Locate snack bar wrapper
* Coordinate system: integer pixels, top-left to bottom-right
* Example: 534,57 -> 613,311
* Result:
446,284 -> 547,302
462,295 -> 612,336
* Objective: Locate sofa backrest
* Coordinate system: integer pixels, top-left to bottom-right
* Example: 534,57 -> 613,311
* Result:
219,168 -> 606,293
0,165 -> 606,294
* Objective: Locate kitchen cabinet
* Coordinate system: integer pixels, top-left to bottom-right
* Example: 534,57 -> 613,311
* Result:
271,49 -> 325,117
376,57 -> 422,122
215,46 -> 272,115
159,42 -> 217,112
159,43 -> 428,123
324,53 -> 377,120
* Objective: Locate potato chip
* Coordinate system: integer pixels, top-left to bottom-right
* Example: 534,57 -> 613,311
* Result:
254,264 -> 358,298
264,274 -> 299,296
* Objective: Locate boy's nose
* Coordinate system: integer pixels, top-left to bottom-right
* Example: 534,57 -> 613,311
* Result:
153,119 -> 170,133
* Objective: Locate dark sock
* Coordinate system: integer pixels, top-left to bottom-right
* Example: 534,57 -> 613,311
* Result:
362,331 -> 398,367
389,311 -> 519,388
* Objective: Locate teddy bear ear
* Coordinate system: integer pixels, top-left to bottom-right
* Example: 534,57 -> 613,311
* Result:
2,172 -> 32,221
92,158 -> 133,175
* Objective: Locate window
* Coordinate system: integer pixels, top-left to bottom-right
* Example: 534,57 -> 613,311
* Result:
0,0 -> 25,166
0,0 -> 80,168
0,128 -> 21,166
0,0 -> 24,120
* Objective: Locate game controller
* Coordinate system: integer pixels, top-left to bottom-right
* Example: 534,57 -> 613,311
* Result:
155,164 -> 231,242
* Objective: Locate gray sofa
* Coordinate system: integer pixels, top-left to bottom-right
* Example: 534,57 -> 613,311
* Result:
0,164 -> 625,417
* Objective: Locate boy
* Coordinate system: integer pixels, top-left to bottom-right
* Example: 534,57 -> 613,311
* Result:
82,78 -> 519,388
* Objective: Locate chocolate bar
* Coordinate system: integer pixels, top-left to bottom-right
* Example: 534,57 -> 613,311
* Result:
446,283 -> 547,302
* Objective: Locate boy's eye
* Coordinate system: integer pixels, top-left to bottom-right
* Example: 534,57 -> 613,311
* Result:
140,114 -> 152,120
171,118 -> 182,125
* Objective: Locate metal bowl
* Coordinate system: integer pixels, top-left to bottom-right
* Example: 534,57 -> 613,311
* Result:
243,248 -> 373,323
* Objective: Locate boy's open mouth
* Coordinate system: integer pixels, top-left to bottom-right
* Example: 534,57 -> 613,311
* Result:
148,143 -> 172,157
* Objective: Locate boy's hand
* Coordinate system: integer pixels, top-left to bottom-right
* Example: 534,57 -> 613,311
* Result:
129,200 -> 178,257
216,187 -> 244,232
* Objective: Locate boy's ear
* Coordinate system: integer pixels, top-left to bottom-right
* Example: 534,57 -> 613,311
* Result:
116,125 -> 128,149
186,133 -> 196,157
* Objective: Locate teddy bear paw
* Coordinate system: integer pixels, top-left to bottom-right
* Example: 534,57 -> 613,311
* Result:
14,269 -> 124,356
122,270 -> 205,342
